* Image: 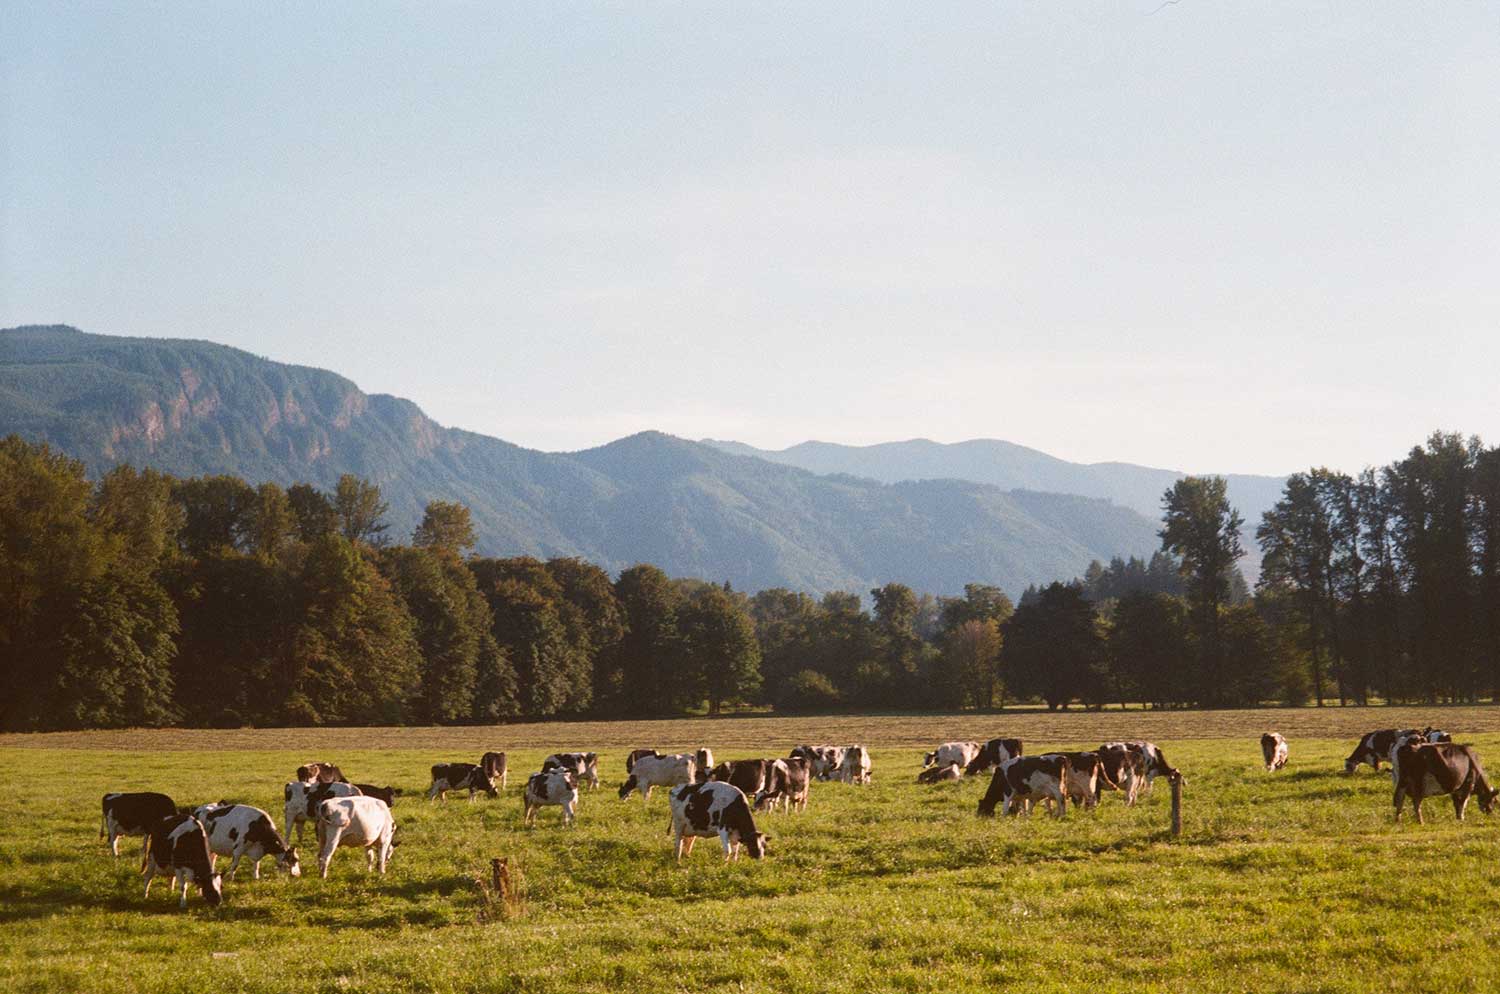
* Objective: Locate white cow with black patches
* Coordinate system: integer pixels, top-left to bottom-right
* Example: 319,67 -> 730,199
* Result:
285,780 -> 361,843
524,770 -> 579,827
194,802 -> 301,880
668,781 -> 769,862
619,753 -> 696,803
142,814 -> 223,909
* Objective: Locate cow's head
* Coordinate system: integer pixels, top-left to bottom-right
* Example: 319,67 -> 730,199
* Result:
923,750 -> 936,767
1342,752 -> 1362,776
618,777 -> 638,801
1475,784 -> 1499,815
481,775 -> 500,800
278,847 -> 302,877
742,831 -> 769,859
201,872 -> 224,907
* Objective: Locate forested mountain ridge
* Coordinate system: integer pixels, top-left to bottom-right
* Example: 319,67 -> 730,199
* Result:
1,324 -> 1162,595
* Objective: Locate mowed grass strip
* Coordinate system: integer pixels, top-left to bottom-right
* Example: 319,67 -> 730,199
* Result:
1,723 -> 1498,993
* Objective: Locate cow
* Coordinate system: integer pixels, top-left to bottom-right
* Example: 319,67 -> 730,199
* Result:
426,762 -> 500,802
542,752 -> 600,790
481,752 -> 509,791
668,780 -> 769,861
352,784 -> 397,808
924,741 -> 982,771
1387,731 -> 1430,784
619,753 -> 696,802
524,769 -> 579,827
295,762 -> 347,784
965,737 -> 1024,776
977,755 -> 1070,818
1422,727 -> 1453,743
838,745 -> 872,785
1038,752 -> 1106,811
1344,729 -> 1421,774
315,795 -> 396,877
285,780 -> 361,842
1261,732 -> 1289,772
101,791 -> 176,857
790,745 -> 845,781
626,749 -> 661,774
1393,741 -> 1498,824
1102,740 -> 1175,788
710,759 -> 773,798
755,757 -> 811,813
916,763 -> 963,784
142,814 -> 223,908
1095,744 -> 1145,806
193,802 -> 300,880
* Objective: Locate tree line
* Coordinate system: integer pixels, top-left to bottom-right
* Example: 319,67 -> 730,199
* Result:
2,431 -> 1497,730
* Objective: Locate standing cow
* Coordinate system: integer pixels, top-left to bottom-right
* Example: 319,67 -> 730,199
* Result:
286,781 -> 361,842
427,762 -> 500,802
710,759 -> 773,798
295,762 -> 347,784
924,741 -> 982,772
1095,745 -> 1146,806
101,791 -> 176,857
838,745 -> 872,785
790,745 -> 845,781
1344,729 -> 1421,774
619,753 -> 697,802
626,749 -> 661,774
542,753 -> 600,790
142,814 -> 223,909
668,781 -> 769,861
481,752 -> 509,792
755,757 -> 811,813
315,795 -> 396,877
1038,752 -> 1106,811
977,755 -> 1070,818
524,770 -> 579,827
1261,732 -> 1289,772
1393,741 -> 1498,823
965,738 -> 1024,776
193,802 -> 300,880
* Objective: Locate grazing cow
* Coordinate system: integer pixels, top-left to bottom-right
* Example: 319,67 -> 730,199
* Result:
481,752 -> 509,791
838,745 -> 872,785
1393,742 -> 1498,824
1422,727 -> 1453,743
524,770 -> 579,827
352,784 -> 397,808
142,814 -> 223,908
101,791 -> 176,857
542,752 -> 600,790
619,753 -> 697,802
1101,740 -> 1176,788
1037,752 -> 1106,811
1387,731 -> 1430,784
315,795 -> 396,877
295,762 -> 347,784
1261,732 -> 1289,772
790,745 -> 846,781
285,780 -> 361,841
965,738 -> 1024,776
916,763 -> 963,784
668,781 -> 769,861
924,741 -> 982,771
755,757 -> 811,813
193,803 -> 300,880
977,755 -> 1071,818
626,749 -> 661,774
427,762 -> 500,802
1344,729 -> 1421,774
1095,744 -> 1146,806
710,759 -> 774,798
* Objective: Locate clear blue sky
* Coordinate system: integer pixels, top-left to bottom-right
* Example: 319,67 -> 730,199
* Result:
4,3 -> 1496,475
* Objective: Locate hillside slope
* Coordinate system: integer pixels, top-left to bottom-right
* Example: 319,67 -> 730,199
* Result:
1,325 -> 1164,595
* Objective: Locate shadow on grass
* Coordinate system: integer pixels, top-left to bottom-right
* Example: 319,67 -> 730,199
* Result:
0,882 -> 278,922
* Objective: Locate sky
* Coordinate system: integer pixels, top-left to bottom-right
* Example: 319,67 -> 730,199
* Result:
3,3 -> 1497,476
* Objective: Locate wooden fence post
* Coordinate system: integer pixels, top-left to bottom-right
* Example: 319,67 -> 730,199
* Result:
1169,771 -> 1183,837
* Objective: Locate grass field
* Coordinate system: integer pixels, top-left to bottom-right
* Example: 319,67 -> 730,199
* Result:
3,707 -> 1499,993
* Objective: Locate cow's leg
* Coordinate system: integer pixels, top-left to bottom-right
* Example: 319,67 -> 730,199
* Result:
378,836 -> 392,874
720,830 -> 734,861
176,871 -> 189,909
366,846 -> 376,871
319,826 -> 344,878
109,828 -> 120,857
1412,794 -> 1425,825
563,801 -> 575,827
1454,790 -> 1469,821
142,862 -> 156,898
524,803 -> 535,828
426,782 -> 441,802
1052,790 -> 1067,818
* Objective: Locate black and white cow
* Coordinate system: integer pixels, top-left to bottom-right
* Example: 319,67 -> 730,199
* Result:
542,752 -> 600,790
285,780 -> 361,841
142,814 -> 223,908
1344,729 -> 1421,774
427,762 -> 500,802
1101,740 -> 1175,788
694,748 -> 716,782
481,752 -> 509,791
1095,744 -> 1145,806
352,784 -> 398,808
1422,726 -> 1453,744
619,753 -> 696,802
1393,741 -> 1498,823
790,745 -> 845,781
838,745 -> 872,784
1037,752 -> 1106,811
916,763 -> 964,784
965,737 -> 1024,776
295,762 -> 347,784
924,741 -> 982,771
755,757 -> 811,813
668,780 -> 769,861
976,755 -> 1070,818
524,769 -> 579,827
626,749 -> 661,774
101,791 -> 176,857
710,759 -> 773,798
316,795 -> 396,877
193,803 -> 300,880
1261,732 -> 1289,772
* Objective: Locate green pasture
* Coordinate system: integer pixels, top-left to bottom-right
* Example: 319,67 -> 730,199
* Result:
1,722 -> 1497,993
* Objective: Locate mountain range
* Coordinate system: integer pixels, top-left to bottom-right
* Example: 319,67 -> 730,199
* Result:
0,325 -> 1277,596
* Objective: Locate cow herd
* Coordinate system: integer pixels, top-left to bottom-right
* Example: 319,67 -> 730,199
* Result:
99,725 -> 1495,909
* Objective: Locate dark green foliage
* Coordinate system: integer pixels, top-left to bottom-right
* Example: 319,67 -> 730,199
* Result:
1003,582 -> 1106,709
1161,476 -> 1246,707
677,585 -> 762,714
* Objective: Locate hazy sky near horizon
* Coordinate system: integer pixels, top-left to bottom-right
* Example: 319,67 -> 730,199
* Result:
4,3 -> 1496,476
